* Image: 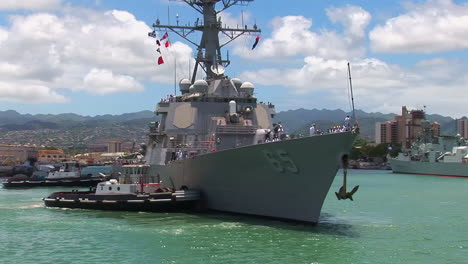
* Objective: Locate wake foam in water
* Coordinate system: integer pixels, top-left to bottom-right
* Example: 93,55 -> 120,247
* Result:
0,203 -> 44,209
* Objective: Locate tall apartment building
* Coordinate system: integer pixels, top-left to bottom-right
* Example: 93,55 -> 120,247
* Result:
375,106 -> 440,148
375,121 -> 398,144
107,141 -> 122,153
432,122 -> 441,138
458,119 -> 468,139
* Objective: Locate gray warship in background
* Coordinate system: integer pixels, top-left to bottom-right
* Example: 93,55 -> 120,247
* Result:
390,120 -> 468,178
145,0 -> 358,223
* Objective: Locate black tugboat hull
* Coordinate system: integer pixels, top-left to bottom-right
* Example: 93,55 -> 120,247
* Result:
43,191 -> 200,212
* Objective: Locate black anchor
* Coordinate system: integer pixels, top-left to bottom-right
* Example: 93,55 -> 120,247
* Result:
335,154 -> 359,201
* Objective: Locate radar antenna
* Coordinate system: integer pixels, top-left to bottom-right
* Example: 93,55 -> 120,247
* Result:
149,0 -> 260,83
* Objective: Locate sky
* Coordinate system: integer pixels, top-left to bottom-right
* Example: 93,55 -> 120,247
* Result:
0,0 -> 467,118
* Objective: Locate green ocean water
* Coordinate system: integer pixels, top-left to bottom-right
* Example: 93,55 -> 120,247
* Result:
0,170 -> 466,264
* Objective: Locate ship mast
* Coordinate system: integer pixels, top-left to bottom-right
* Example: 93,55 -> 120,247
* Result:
149,0 -> 260,83
347,62 -> 356,122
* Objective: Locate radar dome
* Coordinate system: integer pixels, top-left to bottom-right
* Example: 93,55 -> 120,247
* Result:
232,78 -> 242,90
193,80 -> 208,93
179,79 -> 191,94
240,81 -> 255,96
188,85 -> 195,93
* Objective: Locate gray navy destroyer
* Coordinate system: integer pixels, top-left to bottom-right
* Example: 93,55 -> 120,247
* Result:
390,120 -> 468,178
145,0 -> 358,223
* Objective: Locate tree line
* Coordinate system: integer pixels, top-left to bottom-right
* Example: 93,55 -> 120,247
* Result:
350,138 -> 402,162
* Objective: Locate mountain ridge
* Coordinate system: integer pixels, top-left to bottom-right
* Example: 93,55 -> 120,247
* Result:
0,109 -> 462,141
0,110 -> 156,124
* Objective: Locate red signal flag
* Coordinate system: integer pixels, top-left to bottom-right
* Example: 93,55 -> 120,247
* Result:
252,35 -> 261,50
157,56 -> 164,65
160,32 -> 169,41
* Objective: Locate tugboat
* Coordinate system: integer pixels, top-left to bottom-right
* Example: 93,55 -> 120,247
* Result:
2,161 -> 107,188
0,164 -> 35,180
43,165 -> 200,211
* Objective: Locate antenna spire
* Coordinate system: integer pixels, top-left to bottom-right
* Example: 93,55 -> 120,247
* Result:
149,0 -> 260,83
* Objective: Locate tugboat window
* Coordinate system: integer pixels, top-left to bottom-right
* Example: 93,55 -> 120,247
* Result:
109,187 -> 112,191
117,187 -> 121,191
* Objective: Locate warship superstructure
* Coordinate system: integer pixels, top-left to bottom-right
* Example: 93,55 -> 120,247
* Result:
145,0 -> 358,223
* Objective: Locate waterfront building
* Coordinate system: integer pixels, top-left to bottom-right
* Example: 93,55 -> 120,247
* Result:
38,149 -> 67,163
88,144 -> 108,152
375,120 -> 398,145
107,141 -> 122,153
432,121 -> 441,138
0,145 -> 38,165
74,152 -> 105,164
375,106 -> 440,147
101,152 -> 126,162
458,119 -> 468,139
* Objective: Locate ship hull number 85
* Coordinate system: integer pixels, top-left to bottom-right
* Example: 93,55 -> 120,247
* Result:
263,150 -> 299,174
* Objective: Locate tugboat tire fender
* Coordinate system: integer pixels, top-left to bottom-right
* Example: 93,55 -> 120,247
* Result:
80,200 -> 96,203
127,200 -> 144,203
150,198 -> 172,202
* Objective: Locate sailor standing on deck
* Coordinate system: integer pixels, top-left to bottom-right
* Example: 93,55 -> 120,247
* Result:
264,129 -> 272,142
272,122 -> 284,141
278,122 -> 284,140
309,123 -> 316,136
344,115 -> 351,131
273,123 -> 280,141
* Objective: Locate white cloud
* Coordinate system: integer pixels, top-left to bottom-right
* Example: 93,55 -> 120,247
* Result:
218,11 -> 252,28
82,68 -> 143,95
240,56 -> 467,117
241,57 -> 408,95
234,5 -> 371,60
0,0 -> 62,10
0,28 -> 8,43
326,5 -> 370,40
0,8 -> 194,103
369,0 -> 468,53
0,81 -> 68,103
232,2 -> 467,117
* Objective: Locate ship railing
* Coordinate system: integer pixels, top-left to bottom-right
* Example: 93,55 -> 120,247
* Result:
216,125 -> 257,135
168,141 -> 216,150
158,102 -> 170,107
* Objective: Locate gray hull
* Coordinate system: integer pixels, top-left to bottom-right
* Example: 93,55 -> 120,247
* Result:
149,132 -> 356,223
390,159 -> 468,177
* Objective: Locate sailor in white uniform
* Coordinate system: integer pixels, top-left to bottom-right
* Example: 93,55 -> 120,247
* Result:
309,123 -> 316,136
344,115 -> 351,131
